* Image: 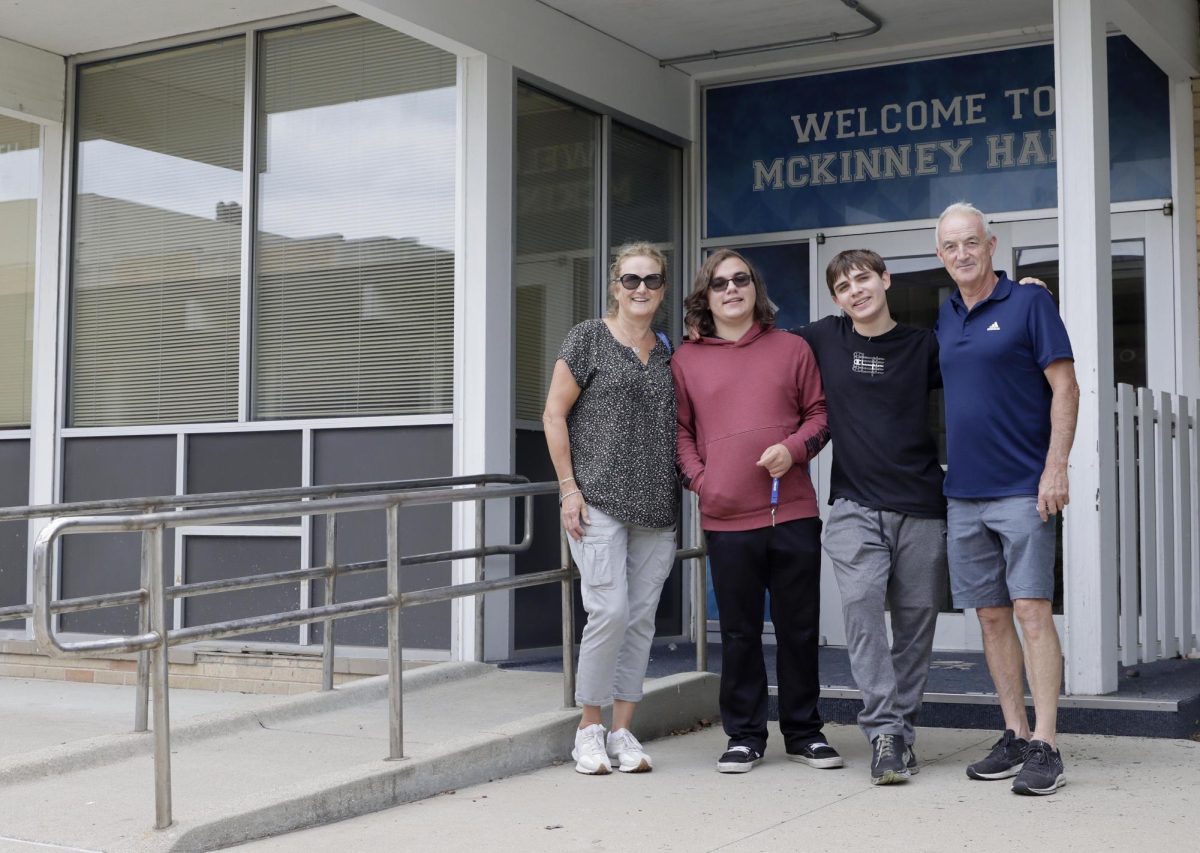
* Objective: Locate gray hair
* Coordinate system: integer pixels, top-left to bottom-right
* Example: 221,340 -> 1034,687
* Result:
935,202 -> 993,248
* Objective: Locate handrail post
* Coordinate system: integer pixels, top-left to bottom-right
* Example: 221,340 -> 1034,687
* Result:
474,498 -> 486,662
560,527 -> 576,708
692,491 -> 707,673
135,505 -> 156,731
385,504 -> 405,760
321,508 -> 338,691
145,524 -> 173,829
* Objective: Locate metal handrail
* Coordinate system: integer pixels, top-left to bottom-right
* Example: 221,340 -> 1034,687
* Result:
28,478 -> 709,831
1,474 -> 534,700
0,473 -> 532,522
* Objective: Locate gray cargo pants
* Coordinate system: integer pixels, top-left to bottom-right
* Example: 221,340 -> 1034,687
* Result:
822,497 -> 947,746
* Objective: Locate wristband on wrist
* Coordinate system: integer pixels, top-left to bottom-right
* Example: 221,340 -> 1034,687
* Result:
559,489 -> 582,506
559,475 -> 575,484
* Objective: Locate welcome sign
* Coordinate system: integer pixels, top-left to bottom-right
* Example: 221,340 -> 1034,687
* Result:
705,37 -> 1170,237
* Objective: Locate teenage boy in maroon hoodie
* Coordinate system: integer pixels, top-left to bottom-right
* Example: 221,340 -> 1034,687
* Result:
673,249 -> 837,774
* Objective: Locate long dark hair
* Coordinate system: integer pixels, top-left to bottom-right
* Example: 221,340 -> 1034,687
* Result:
684,249 -> 776,338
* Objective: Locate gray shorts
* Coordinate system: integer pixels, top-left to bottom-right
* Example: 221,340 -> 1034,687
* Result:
946,496 -> 1056,608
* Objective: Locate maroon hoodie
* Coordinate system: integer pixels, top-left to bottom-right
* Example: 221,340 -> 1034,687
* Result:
673,324 -> 829,532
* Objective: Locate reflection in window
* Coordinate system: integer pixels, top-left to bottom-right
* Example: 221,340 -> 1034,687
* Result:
253,18 -> 456,419
609,122 -> 682,335
513,86 -> 597,422
70,39 -> 245,426
0,115 -> 39,428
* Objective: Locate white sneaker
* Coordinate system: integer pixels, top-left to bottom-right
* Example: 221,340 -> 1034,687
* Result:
572,724 -> 612,775
606,728 -> 653,773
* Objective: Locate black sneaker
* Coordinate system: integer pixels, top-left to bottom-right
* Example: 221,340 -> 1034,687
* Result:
716,745 -> 763,774
1011,740 -> 1066,795
787,741 -> 844,769
903,743 -> 920,775
966,729 -> 1028,780
869,734 -> 910,785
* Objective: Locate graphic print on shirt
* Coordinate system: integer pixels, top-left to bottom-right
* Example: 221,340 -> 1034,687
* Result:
852,351 -> 885,376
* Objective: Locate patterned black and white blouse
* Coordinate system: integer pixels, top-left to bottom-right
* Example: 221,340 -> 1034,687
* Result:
558,318 -> 678,529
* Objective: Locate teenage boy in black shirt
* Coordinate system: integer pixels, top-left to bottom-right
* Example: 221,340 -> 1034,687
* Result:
792,249 -> 947,786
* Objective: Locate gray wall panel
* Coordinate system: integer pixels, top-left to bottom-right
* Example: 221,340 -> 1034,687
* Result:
0,440 -> 30,629
184,536 -> 300,644
187,432 -> 301,493
187,431 -> 303,525
311,426 -> 452,649
60,436 -> 176,634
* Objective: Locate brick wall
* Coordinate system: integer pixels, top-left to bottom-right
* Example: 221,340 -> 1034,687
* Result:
0,639 -> 387,695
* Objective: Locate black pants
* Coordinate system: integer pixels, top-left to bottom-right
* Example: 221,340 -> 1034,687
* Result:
707,517 -> 824,754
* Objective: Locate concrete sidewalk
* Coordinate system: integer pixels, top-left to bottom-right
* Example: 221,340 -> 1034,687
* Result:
228,722 -> 1200,853
0,665 -> 718,852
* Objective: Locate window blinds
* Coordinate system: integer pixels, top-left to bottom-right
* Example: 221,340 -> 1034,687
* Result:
252,18 -> 456,419
70,38 -> 245,427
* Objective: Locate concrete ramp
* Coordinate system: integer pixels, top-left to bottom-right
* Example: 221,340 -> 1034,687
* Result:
0,665 -> 718,852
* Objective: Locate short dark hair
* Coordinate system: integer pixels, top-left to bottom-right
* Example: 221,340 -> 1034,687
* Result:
684,249 -> 776,338
825,249 -> 887,296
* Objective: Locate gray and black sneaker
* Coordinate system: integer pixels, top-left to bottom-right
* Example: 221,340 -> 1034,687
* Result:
869,734 -> 910,785
787,741 -> 844,769
716,745 -> 763,774
903,743 -> 920,775
966,729 -> 1028,780
1011,740 -> 1066,795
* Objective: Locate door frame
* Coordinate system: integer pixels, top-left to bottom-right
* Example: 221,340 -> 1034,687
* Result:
812,208 -> 1172,651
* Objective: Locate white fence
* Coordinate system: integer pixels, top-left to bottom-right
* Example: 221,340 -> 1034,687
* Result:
1115,384 -> 1200,665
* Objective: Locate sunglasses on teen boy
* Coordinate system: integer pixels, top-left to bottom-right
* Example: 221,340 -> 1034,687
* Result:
618,273 -> 666,290
709,271 -> 753,292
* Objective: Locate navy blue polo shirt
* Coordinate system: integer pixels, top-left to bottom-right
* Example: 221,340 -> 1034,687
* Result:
936,272 -> 1074,498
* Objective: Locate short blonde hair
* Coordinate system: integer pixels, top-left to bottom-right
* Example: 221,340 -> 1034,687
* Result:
606,242 -> 669,316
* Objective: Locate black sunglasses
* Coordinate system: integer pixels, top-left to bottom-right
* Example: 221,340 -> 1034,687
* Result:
709,271 -> 753,292
618,273 -> 666,290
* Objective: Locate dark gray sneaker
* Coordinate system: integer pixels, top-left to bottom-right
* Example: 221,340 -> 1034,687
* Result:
966,729 -> 1028,780
1011,740 -> 1066,795
870,734 -> 910,785
903,743 -> 920,775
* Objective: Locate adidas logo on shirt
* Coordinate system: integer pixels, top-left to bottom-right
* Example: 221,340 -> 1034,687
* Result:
986,321 -> 1001,331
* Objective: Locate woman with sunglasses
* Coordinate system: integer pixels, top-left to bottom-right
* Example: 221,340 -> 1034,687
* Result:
673,249 -> 838,774
543,241 -> 679,776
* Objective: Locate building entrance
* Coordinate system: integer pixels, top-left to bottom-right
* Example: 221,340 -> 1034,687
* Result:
812,209 -> 1171,650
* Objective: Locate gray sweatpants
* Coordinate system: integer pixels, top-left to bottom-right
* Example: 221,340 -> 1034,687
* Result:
822,498 -> 947,745
568,505 -> 677,707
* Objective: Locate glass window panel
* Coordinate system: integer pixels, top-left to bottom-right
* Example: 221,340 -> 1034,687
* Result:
513,85 -> 598,422
252,17 -> 457,419
0,115 -> 39,428
70,39 -> 245,426
609,122 -> 682,336
1014,239 -> 1147,388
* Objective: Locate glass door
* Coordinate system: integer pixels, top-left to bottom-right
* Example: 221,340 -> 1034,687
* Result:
813,212 -> 1165,651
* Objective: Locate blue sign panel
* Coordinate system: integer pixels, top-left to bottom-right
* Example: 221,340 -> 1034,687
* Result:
705,37 -> 1169,238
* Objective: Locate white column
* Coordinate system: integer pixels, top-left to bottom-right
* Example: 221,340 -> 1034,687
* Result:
450,53 -> 514,662
23,118 -> 64,639
1054,0 -> 1118,695
1169,79 -> 1200,397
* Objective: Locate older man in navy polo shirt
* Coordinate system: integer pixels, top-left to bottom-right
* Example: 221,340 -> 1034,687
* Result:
934,202 -> 1080,797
